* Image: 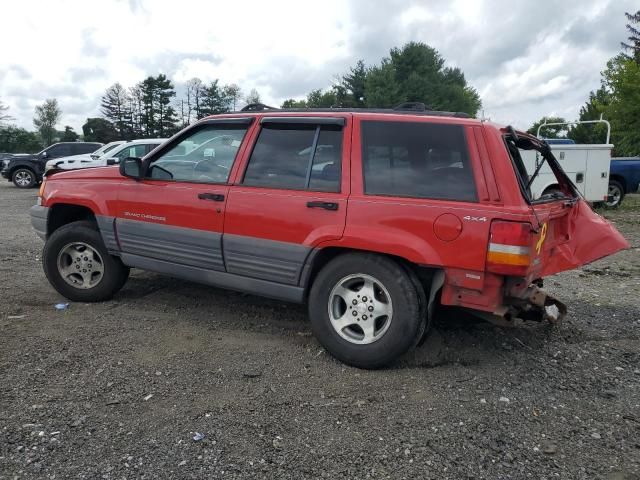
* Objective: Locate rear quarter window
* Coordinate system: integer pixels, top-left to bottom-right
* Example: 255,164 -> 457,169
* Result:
361,120 -> 477,202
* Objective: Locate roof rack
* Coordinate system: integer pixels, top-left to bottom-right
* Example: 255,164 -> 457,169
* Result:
240,102 -> 278,112
232,105 -> 471,119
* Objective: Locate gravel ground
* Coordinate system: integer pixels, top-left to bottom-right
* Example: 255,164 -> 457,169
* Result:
0,181 -> 639,480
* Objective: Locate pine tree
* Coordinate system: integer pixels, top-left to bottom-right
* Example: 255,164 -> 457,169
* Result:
338,59 -> 367,107
621,10 -> 640,64
101,83 -> 132,139
200,80 -> 229,117
139,75 -> 178,138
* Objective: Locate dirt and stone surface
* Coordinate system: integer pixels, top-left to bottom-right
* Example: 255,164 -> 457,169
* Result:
0,180 -> 639,479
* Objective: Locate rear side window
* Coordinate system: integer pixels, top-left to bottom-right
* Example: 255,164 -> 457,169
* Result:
46,144 -> 72,157
243,124 -> 343,192
361,121 -> 477,202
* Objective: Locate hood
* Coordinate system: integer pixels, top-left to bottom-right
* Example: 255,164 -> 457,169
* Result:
46,165 -> 122,180
5,153 -> 37,161
46,154 -> 94,167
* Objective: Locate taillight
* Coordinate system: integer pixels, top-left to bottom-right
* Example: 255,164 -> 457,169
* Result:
486,221 -> 532,276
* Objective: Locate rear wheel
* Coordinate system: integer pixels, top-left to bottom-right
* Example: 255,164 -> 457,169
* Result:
43,220 -> 129,302
605,180 -> 624,208
12,168 -> 36,188
308,253 -> 423,369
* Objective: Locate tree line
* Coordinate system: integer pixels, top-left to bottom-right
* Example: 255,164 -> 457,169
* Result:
281,42 -> 481,115
0,41 -> 481,150
528,10 -> 640,156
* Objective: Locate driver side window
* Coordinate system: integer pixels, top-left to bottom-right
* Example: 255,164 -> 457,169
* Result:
147,124 -> 249,183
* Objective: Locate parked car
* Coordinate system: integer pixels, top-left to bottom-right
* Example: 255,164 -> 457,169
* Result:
45,141 -> 125,171
1,142 -> 103,188
46,139 -> 166,171
608,156 -> 640,208
520,119 -> 613,204
30,105 -> 629,368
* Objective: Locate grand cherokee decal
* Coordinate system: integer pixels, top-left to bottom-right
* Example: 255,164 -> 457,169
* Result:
123,212 -> 167,222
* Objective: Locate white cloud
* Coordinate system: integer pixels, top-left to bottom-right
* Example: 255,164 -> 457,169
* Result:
0,0 -> 636,132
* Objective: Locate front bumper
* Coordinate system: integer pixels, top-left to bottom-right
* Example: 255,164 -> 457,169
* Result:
1,168 -> 10,180
30,205 -> 49,240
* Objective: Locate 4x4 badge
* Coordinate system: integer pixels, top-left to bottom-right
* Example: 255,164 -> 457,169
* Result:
463,215 -> 487,222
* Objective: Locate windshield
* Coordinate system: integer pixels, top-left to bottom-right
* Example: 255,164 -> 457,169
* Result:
504,128 -> 579,204
91,142 -> 122,159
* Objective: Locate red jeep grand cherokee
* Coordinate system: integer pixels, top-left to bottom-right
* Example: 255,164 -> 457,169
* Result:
30,104 -> 629,368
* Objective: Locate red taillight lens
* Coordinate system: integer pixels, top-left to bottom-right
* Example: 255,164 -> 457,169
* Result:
486,221 -> 532,276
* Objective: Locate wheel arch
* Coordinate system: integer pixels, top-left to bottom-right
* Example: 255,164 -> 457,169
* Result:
301,246 -> 441,301
609,174 -> 627,193
48,203 -> 97,237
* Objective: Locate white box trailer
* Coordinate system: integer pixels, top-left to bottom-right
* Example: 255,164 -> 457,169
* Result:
519,119 -> 612,203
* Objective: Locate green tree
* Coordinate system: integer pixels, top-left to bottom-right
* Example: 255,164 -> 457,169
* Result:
336,59 -> 367,107
200,80 -> 230,117
139,74 -> 178,138
61,126 -> 79,142
33,98 -> 61,146
601,55 -> 640,155
365,59 -> 403,108
101,83 -> 132,139
0,126 -> 42,153
621,10 -> 640,64
305,88 -> 337,107
527,116 -> 569,138
567,87 -> 611,144
281,98 -> 308,108
82,117 -> 118,143
361,42 -> 481,115
223,84 -> 242,111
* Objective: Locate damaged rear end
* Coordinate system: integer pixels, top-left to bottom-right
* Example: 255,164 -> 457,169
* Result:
482,128 -> 629,325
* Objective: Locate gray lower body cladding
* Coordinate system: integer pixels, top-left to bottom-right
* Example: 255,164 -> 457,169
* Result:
111,219 -> 311,302
96,216 -> 119,253
116,219 -> 225,271
223,234 -> 310,285
121,253 -> 304,303
29,205 -> 49,240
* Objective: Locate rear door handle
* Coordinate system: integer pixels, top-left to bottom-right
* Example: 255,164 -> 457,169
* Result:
306,201 -> 339,211
198,192 -> 225,202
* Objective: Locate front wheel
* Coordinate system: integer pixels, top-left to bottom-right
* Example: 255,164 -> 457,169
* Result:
308,253 -> 424,369
43,220 -> 129,302
12,168 -> 36,188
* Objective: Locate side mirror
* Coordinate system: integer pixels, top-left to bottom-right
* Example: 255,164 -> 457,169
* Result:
119,157 -> 142,179
106,158 -> 119,166
41,151 -> 48,159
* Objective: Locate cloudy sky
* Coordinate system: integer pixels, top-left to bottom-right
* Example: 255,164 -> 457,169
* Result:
0,0 -> 635,132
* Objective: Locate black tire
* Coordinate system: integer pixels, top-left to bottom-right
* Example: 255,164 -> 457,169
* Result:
308,253 -> 423,369
12,168 -> 36,188
43,220 -> 129,302
605,180 -> 624,209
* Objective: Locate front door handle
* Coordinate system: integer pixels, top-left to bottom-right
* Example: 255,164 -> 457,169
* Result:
198,192 -> 225,202
306,201 -> 339,211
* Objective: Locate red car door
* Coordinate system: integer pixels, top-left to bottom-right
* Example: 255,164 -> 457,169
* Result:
114,119 -> 253,273
223,115 -> 351,286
